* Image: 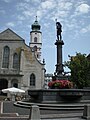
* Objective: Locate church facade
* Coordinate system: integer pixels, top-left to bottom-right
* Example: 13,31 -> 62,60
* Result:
0,18 -> 45,93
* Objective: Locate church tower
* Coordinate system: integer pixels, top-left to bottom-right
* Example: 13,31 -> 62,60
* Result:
30,16 -> 42,61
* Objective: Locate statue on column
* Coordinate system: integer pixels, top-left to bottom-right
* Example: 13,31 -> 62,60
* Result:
56,21 -> 62,40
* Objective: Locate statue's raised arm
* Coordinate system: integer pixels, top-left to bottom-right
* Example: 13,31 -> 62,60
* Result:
56,22 -> 62,40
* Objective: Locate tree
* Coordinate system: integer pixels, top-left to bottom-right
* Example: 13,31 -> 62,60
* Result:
65,53 -> 90,88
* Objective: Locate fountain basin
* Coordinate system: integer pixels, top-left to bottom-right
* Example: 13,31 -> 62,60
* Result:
28,89 -> 90,103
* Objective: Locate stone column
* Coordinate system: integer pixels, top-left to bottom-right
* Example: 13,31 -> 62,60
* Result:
55,40 -> 64,77
7,80 -> 11,98
83,104 -> 90,119
8,80 -> 11,88
28,104 -> 41,120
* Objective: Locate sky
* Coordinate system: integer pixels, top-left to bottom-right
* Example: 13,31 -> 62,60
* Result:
0,0 -> 90,74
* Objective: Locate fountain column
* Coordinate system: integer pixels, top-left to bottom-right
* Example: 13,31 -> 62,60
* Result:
55,39 -> 64,77
54,21 -> 65,80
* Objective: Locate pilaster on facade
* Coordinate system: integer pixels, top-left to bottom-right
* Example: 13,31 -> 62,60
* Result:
19,48 -> 24,74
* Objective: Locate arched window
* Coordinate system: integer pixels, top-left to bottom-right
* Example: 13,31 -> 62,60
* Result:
37,54 -> 39,59
13,83 -> 18,88
30,73 -> 35,86
11,79 -> 18,88
2,46 -> 10,68
34,46 -> 37,51
13,53 -> 19,69
34,37 -> 37,42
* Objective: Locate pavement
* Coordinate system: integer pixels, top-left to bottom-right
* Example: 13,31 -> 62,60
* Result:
0,114 -> 85,120
41,112 -> 86,120
0,111 -> 83,119
0,116 -> 85,120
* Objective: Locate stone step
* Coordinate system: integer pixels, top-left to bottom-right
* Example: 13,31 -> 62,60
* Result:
14,101 -> 87,110
0,113 -> 18,117
0,117 -> 28,120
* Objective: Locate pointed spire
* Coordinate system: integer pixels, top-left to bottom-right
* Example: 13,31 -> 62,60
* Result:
35,16 -> 37,21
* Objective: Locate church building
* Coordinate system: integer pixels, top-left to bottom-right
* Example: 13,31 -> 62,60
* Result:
0,18 -> 45,93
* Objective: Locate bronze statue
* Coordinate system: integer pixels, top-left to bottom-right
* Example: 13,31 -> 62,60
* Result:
56,22 -> 62,40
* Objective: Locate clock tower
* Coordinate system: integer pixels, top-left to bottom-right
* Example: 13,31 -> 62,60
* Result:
30,16 -> 42,61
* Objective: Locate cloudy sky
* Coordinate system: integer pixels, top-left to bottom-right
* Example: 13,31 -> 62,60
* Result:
0,0 -> 90,74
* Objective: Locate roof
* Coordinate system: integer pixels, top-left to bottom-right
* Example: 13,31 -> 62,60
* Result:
0,28 -> 24,41
31,16 -> 41,31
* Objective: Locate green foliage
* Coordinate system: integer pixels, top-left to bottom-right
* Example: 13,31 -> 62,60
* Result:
65,53 -> 90,88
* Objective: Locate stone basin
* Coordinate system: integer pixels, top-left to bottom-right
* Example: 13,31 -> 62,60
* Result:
28,89 -> 90,103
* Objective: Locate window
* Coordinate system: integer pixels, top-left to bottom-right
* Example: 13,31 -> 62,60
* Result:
13,53 -> 19,69
13,83 -> 18,88
11,79 -> 18,88
33,46 -> 37,51
37,54 -> 39,59
2,46 -> 10,68
30,73 -> 35,86
34,37 -> 37,42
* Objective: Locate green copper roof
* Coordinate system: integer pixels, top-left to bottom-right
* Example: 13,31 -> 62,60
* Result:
31,16 -> 41,31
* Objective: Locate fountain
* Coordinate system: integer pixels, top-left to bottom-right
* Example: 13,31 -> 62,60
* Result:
14,21 -> 90,119
27,21 -> 90,103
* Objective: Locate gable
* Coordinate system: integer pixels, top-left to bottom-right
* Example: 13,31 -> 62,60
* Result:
0,28 -> 24,41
